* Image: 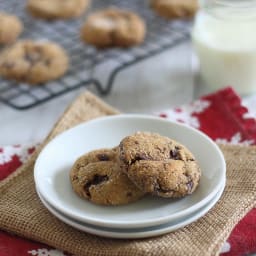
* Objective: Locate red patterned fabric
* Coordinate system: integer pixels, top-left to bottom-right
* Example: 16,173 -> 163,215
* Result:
0,87 -> 255,256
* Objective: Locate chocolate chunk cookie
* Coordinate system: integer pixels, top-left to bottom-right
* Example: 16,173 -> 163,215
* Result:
118,132 -> 201,198
80,8 -> 146,48
27,0 -> 90,20
70,148 -> 145,206
0,40 -> 69,84
0,13 -> 23,45
151,0 -> 198,19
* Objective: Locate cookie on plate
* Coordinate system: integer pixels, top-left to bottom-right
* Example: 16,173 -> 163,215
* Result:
70,148 -> 145,206
0,40 -> 69,84
27,0 -> 90,20
118,132 -> 201,198
150,0 -> 198,19
80,8 -> 146,48
0,13 -> 23,45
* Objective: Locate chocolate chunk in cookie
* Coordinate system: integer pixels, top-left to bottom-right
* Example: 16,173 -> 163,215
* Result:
70,148 -> 145,206
80,8 -> 146,48
0,40 -> 69,84
118,132 -> 201,198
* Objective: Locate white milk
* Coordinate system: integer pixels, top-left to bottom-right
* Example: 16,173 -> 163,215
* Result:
192,9 -> 256,95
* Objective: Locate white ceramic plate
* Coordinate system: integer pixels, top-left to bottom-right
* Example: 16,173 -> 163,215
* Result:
34,114 -> 226,229
37,181 -> 225,239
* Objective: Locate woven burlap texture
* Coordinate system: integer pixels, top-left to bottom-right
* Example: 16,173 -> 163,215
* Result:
1,92 -> 256,256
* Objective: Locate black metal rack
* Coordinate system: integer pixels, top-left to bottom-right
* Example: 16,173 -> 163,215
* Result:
0,0 -> 190,110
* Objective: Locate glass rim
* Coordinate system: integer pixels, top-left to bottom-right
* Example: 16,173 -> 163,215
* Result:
199,0 -> 256,9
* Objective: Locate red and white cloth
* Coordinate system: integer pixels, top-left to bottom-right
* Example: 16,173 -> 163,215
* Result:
0,87 -> 256,256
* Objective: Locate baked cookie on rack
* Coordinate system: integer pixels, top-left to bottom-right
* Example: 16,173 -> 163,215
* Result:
70,148 -> 145,206
150,0 -> 198,19
118,132 -> 201,198
0,40 -> 69,84
27,0 -> 90,20
80,8 -> 146,48
0,13 -> 23,45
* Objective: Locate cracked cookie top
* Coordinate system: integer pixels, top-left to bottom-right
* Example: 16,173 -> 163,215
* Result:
70,148 -> 145,206
118,132 -> 201,198
0,40 -> 69,84
80,8 -> 146,48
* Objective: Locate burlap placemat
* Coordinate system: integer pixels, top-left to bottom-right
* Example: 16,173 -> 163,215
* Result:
1,92 -> 256,256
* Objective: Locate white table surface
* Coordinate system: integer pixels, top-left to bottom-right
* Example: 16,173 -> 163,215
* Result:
1,41 -> 256,146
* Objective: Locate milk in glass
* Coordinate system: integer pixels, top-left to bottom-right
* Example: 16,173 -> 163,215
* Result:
192,0 -> 256,95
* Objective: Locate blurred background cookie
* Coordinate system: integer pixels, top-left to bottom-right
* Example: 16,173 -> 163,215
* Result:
0,40 -> 69,84
27,0 -> 90,20
70,148 -> 145,206
150,0 -> 198,19
0,12 -> 23,45
80,7 -> 146,48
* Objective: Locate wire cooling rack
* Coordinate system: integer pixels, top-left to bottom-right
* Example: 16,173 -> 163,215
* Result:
0,0 -> 191,110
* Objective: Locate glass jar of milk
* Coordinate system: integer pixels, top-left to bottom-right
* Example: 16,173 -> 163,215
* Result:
192,0 -> 256,95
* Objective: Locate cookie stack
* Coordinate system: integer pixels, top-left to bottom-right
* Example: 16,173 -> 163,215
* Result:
70,131 -> 201,206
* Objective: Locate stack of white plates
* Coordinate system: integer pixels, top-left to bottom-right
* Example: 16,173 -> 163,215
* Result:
34,115 -> 226,239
